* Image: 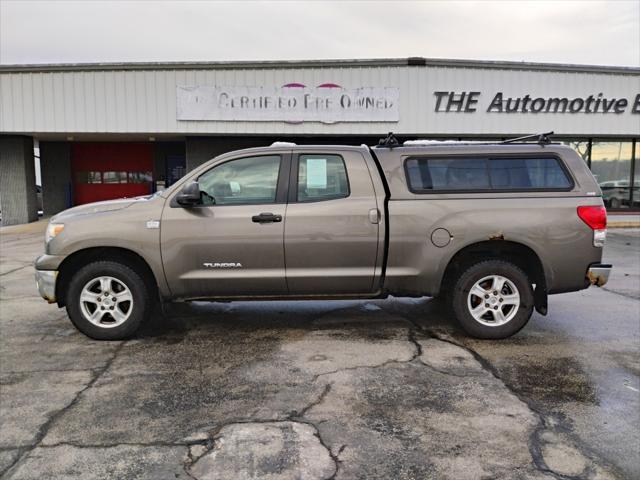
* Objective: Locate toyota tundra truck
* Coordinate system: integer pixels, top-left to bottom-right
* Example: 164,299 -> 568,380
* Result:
35,134 -> 612,340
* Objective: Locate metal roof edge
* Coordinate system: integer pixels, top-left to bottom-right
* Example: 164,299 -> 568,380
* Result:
0,57 -> 638,75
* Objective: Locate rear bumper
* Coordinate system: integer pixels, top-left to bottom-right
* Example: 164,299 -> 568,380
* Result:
35,269 -> 58,303
587,263 -> 612,287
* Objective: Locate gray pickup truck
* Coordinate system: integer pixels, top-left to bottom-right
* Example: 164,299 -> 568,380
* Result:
35,134 -> 611,340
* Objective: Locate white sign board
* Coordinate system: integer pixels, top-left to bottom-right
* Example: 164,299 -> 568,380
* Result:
177,85 -> 399,123
306,158 -> 328,189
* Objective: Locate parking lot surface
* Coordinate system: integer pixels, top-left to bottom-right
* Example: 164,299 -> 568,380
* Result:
1,223 -> 638,479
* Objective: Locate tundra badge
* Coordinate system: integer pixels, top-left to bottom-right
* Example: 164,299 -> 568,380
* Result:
203,262 -> 243,268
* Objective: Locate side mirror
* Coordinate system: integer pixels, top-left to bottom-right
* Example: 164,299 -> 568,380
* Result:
176,182 -> 201,206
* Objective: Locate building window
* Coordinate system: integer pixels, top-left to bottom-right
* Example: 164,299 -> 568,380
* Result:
590,141 -> 634,210
75,171 -> 103,184
102,171 -> 128,184
559,140 -> 590,165
128,171 -> 153,183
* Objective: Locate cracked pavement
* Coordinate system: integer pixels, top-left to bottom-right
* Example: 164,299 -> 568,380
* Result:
1,222 -> 638,479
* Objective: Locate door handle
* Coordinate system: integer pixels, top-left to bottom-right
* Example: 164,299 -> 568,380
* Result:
252,212 -> 282,223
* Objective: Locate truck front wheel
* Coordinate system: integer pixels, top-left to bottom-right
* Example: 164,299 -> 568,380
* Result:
65,261 -> 150,340
451,260 -> 534,339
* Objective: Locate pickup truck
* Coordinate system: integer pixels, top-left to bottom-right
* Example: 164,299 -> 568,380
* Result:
35,136 -> 612,340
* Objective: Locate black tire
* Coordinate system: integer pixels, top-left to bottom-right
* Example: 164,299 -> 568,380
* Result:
450,259 -> 533,339
65,261 -> 150,340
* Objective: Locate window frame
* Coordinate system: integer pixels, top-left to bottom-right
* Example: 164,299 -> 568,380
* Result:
289,153 -> 351,203
403,153 -> 575,194
128,171 -> 153,184
75,171 -> 103,184
102,171 -> 128,184
170,153 -> 290,208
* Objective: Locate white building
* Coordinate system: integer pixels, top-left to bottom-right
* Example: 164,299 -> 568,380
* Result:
1,57 -> 639,225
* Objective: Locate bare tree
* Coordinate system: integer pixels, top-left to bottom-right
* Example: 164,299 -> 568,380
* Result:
565,141 -> 590,162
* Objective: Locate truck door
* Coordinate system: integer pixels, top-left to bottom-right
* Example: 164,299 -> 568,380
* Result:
161,153 -> 290,299
284,150 -> 380,294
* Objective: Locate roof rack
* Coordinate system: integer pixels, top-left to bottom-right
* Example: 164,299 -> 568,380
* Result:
378,132 -> 400,148
501,131 -> 554,145
403,139 -> 490,146
378,131 -> 557,149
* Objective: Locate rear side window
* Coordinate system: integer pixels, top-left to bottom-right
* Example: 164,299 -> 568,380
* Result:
297,154 -> 349,202
405,156 -> 572,192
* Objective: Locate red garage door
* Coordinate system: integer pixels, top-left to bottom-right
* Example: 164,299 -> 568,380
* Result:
72,143 -> 153,205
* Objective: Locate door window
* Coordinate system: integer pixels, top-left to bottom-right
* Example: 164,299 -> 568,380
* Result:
197,155 -> 281,206
297,154 -> 349,202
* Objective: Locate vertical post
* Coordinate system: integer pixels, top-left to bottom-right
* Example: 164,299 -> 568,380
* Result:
40,142 -> 72,217
0,136 -> 38,226
629,139 -> 636,208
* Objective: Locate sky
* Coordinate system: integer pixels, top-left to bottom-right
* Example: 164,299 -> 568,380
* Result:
1,0 -> 639,67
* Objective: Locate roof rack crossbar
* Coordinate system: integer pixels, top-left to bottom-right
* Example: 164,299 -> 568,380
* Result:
502,131 -> 554,145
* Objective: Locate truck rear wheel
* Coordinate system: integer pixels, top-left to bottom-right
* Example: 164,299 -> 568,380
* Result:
451,260 -> 533,339
65,261 -> 149,340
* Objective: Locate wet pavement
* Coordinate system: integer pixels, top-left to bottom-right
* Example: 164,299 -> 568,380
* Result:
0,223 -> 638,479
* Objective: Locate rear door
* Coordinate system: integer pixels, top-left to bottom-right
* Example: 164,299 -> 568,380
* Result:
284,150 -> 380,294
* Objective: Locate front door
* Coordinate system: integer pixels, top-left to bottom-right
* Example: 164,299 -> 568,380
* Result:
284,150 -> 380,295
161,153 -> 290,299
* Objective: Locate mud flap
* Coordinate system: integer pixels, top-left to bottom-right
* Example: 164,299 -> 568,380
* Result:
534,284 -> 548,316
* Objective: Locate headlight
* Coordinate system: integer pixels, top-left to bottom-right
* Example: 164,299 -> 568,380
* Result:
45,223 -> 65,243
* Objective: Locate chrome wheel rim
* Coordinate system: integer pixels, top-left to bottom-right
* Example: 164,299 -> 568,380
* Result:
467,275 -> 520,327
79,276 -> 133,328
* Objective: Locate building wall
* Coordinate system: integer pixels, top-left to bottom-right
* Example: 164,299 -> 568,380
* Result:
185,136 -> 279,170
153,142 -> 185,182
184,135 -> 385,171
1,61 -> 638,137
0,136 -> 38,225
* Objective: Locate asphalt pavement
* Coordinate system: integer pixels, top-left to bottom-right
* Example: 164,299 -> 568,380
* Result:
0,223 -> 638,479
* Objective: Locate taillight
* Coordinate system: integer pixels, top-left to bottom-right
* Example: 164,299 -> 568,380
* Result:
577,206 -> 607,230
577,205 -> 607,247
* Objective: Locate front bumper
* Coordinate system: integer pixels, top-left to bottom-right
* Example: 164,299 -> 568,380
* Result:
587,264 -> 612,287
35,270 -> 58,303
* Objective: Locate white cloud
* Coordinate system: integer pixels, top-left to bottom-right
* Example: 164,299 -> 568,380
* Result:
1,0 -> 638,66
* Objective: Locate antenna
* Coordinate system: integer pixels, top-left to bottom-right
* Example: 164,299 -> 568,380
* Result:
502,131 -> 554,145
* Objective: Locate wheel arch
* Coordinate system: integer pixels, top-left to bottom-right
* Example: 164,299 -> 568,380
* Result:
56,247 -> 160,308
439,240 -> 549,315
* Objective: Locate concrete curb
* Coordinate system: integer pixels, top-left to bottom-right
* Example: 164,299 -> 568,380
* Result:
608,222 -> 640,229
0,219 -> 49,235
